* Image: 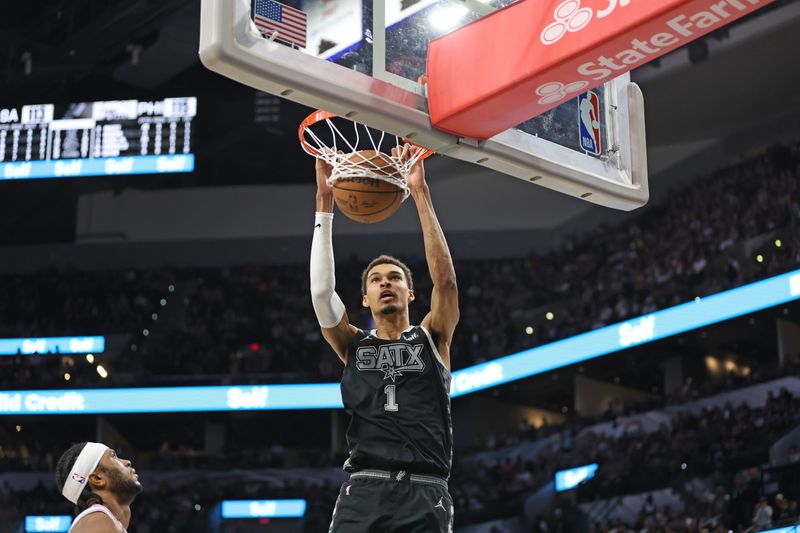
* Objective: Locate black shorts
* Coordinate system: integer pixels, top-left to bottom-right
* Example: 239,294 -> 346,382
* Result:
328,470 -> 453,533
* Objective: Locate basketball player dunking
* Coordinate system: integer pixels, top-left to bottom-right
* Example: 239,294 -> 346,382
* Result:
311,145 -> 458,532
55,442 -> 142,532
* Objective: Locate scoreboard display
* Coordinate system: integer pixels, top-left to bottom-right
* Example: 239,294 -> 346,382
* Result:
0,97 -> 196,180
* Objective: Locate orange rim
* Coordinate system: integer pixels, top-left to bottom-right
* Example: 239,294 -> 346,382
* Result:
299,109 -> 434,160
298,109 -> 337,157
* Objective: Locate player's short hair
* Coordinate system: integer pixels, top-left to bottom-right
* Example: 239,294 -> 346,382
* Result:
56,442 -> 105,514
361,255 -> 414,295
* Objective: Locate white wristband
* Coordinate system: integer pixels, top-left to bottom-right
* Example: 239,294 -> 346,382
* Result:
310,212 -> 346,328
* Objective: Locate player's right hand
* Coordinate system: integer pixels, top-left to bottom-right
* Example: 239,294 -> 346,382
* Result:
315,156 -> 334,195
315,148 -> 342,195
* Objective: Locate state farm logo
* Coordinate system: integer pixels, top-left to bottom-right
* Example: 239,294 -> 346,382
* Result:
540,0 -> 593,45
535,80 -> 589,105
540,0 -> 636,46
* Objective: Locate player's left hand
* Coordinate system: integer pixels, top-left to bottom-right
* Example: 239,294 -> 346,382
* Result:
393,143 -> 427,192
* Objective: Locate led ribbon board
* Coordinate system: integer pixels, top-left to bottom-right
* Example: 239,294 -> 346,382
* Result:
0,384 -> 343,415
555,464 -> 599,492
0,98 -> 195,180
1,270 -> 798,414
221,500 -> 307,519
0,336 -> 105,356
449,269 -> 800,397
25,516 -> 72,533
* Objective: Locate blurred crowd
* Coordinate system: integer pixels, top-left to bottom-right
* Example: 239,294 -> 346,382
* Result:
574,388 -> 799,500
0,141 -> 798,391
1,474 -> 341,533
1,136 -> 799,531
2,376 -> 798,532
3,465 -> 797,533
581,488 -> 800,533
446,383 -> 800,530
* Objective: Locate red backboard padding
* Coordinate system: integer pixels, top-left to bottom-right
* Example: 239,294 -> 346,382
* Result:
427,0 -> 773,140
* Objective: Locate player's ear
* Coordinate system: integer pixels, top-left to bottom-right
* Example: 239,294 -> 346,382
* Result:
362,293 -> 369,308
408,289 -> 415,303
88,469 -> 106,491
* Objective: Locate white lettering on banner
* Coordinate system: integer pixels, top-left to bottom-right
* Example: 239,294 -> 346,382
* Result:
597,0 -> 635,19
249,501 -> 277,517
22,339 -> 48,354
34,517 -> 64,531
0,393 -> 22,412
790,274 -> 800,297
618,315 -> 655,347
69,337 -> 96,353
156,155 -> 188,172
536,0 -> 767,102
54,160 -> 82,176
24,392 -> 85,412
5,162 -> 32,178
227,387 -> 269,409
105,157 -> 134,175
451,363 -> 504,395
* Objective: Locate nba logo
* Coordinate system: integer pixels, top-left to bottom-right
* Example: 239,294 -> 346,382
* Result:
578,91 -> 601,156
71,472 -> 87,484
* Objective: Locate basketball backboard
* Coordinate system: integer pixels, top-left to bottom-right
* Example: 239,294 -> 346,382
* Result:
199,0 -> 648,210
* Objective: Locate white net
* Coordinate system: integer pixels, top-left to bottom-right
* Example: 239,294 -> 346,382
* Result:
300,112 -> 431,198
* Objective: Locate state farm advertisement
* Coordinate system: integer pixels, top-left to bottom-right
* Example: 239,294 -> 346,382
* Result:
427,0 -> 773,139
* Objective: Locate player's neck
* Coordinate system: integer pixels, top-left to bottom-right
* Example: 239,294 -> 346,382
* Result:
373,313 -> 411,340
95,493 -> 132,528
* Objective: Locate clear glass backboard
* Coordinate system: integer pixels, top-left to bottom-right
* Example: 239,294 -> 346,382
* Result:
200,0 -> 648,210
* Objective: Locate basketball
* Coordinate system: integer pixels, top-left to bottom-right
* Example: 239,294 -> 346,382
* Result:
331,150 -> 405,224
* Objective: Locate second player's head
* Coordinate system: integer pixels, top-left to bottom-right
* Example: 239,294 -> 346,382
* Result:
55,442 -> 142,513
361,255 -> 414,317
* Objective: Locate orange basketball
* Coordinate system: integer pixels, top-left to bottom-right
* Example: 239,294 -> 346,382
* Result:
332,150 -> 404,224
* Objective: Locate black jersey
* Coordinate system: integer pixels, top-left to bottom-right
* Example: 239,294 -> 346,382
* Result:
341,325 -> 453,478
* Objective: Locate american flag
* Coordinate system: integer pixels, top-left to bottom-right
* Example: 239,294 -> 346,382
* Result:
252,0 -> 307,49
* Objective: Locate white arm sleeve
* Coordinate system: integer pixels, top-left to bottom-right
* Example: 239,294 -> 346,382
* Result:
310,212 -> 346,328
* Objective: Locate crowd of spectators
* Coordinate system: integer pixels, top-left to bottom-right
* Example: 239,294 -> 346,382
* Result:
1,375 -> 799,531
445,385 -> 800,527
0,269 -> 172,340
1,140 -> 800,530
1,474 -> 341,533
6,470 -> 797,533
580,474 -> 800,533
0,141 -> 798,391
573,388 -> 799,500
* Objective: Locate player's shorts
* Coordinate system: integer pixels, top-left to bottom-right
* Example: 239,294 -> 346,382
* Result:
328,469 -> 453,533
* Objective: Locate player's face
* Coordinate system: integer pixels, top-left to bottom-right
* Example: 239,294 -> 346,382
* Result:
98,449 -> 142,499
363,263 -> 414,315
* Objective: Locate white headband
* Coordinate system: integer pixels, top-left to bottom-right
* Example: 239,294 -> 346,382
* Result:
62,442 -> 108,504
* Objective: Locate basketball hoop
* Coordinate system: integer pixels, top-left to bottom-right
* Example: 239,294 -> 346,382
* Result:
298,109 -> 433,197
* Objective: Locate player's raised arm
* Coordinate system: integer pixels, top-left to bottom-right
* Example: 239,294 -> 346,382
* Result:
310,155 -> 357,364
398,145 -> 459,370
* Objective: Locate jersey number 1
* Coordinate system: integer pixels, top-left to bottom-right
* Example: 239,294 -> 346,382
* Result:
384,384 -> 399,412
